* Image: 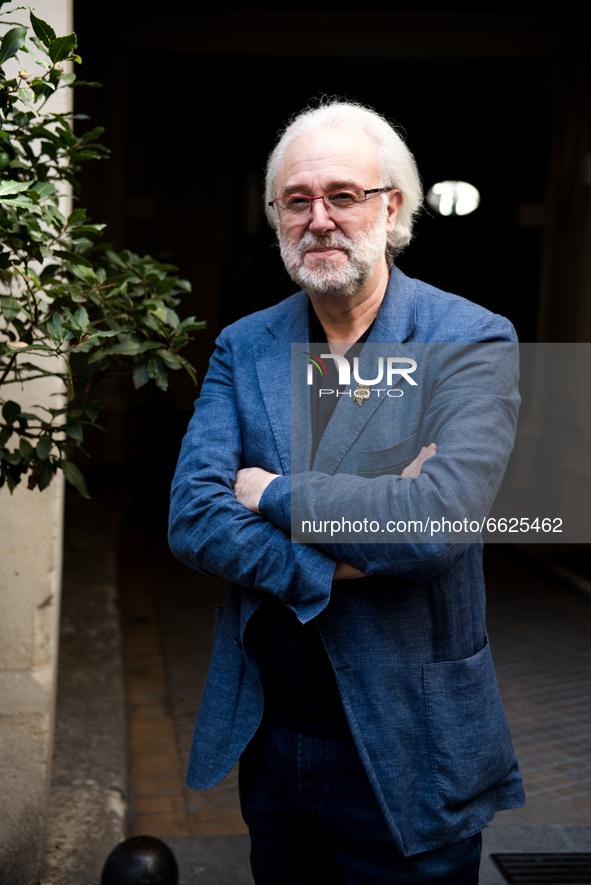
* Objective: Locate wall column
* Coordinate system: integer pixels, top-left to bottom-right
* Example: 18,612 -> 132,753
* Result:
0,2 -> 72,882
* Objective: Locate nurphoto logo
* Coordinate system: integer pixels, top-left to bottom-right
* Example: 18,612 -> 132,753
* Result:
305,352 -> 418,388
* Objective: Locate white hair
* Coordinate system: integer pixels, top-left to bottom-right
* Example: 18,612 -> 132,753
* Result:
264,100 -> 423,265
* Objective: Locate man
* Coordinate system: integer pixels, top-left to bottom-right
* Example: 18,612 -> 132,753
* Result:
169,100 -> 524,884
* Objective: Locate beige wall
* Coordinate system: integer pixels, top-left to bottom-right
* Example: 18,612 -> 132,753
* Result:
0,2 -> 72,882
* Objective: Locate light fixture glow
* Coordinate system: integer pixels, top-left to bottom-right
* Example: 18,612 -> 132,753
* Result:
426,181 -> 480,217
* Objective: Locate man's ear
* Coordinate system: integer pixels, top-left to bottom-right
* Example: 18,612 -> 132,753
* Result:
386,189 -> 403,233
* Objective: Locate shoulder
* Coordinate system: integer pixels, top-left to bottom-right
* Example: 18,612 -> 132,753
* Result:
411,276 -> 518,343
216,290 -> 309,346
378,267 -> 518,344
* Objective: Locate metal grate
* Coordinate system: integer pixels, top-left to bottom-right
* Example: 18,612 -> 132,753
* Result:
490,853 -> 591,884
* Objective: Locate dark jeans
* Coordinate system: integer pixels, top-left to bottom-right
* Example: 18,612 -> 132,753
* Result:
239,720 -> 481,885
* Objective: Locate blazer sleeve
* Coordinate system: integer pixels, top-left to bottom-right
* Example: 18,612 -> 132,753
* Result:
168,329 -> 336,624
259,318 -> 520,580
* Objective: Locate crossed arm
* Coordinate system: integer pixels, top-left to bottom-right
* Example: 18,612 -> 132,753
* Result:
233,444 -> 438,580
169,321 -> 519,619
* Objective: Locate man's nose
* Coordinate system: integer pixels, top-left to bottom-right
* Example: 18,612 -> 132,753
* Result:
307,197 -> 336,235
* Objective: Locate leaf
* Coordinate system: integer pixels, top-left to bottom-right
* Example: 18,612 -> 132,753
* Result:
44,205 -> 66,228
0,195 -> 35,208
50,314 -> 65,341
0,27 -> 27,66
70,329 -> 118,352
152,304 -> 180,328
53,250 -> 93,267
73,306 -> 89,333
177,355 -> 197,384
19,438 -> 34,459
72,224 -> 106,236
173,318 -> 206,338
36,435 -> 52,459
65,421 -> 83,441
133,362 -> 150,389
77,329 -> 119,342
3,450 -> 22,465
166,307 -> 180,327
23,51 -> 51,70
37,458 -> 55,490
156,349 -> 181,369
31,181 -> 56,199
48,32 -> 77,64
81,126 -> 104,144
18,87 -> 36,107
60,459 -> 89,497
67,208 -> 87,225
69,263 -> 97,285
147,356 -> 168,391
12,343 -> 54,354
0,295 -> 21,320
98,340 -> 141,356
30,12 -> 57,47
2,401 -> 21,425
0,180 -> 33,197
66,371 -> 74,402
54,123 -> 76,148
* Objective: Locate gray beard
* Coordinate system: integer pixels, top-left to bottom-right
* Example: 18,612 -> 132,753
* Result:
278,211 -> 388,299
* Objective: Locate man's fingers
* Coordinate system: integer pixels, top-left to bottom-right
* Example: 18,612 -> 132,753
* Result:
333,561 -> 367,580
401,443 -> 438,479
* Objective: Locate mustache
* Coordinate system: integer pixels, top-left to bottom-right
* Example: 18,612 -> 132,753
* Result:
294,231 -> 352,257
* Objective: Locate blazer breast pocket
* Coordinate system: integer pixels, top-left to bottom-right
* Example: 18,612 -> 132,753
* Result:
350,431 -> 422,477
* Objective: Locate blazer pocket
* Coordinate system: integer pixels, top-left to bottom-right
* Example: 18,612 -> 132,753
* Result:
423,638 -> 515,807
354,431 -> 421,477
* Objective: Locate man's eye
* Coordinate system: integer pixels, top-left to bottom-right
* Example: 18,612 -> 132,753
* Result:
328,191 -> 358,206
285,196 -> 310,210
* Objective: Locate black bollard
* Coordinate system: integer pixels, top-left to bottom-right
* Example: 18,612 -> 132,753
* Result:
101,835 -> 179,884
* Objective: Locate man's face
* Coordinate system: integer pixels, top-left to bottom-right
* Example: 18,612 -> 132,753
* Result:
274,128 -> 401,298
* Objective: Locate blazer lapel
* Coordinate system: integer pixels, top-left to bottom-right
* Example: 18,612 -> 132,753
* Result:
254,292 -> 311,476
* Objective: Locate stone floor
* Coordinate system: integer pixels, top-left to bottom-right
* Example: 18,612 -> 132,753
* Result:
485,548 -> 591,827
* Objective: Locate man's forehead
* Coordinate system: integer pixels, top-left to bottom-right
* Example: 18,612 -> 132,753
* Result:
276,126 -> 381,193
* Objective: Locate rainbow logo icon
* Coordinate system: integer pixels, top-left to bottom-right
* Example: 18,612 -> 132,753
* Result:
305,352 -> 328,376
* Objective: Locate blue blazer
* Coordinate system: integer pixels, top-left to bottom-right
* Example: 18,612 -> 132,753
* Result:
168,266 -> 525,856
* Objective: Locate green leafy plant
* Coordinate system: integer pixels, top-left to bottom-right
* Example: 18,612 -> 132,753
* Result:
0,5 -> 204,496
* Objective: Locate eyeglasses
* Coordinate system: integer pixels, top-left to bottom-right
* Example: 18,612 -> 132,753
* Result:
269,187 -> 393,225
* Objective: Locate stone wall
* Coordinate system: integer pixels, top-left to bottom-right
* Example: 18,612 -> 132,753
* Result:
0,3 -> 72,882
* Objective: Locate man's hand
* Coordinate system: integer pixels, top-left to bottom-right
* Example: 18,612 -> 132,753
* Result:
234,467 -> 280,514
401,443 -> 437,479
333,561 -> 367,581
332,444 -> 437,581
234,445 -> 436,566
